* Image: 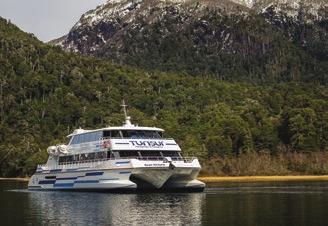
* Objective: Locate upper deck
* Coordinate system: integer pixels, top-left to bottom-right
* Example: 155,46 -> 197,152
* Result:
65,112 -> 181,155
45,101 -> 185,166
67,133 -> 181,154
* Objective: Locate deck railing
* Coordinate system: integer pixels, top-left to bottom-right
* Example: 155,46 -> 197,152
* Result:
37,157 -> 196,170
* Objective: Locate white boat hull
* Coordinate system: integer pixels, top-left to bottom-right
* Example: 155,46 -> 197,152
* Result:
28,158 -> 205,192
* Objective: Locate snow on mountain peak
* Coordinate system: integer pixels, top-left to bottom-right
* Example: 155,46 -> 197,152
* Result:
54,0 -> 328,54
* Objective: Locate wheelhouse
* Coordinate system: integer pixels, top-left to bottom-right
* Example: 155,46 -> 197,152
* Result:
59,127 -> 181,165
68,129 -> 164,145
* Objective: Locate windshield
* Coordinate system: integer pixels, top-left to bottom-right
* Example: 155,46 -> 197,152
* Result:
104,130 -> 163,139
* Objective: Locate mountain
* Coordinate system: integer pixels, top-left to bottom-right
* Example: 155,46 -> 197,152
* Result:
52,0 -> 328,83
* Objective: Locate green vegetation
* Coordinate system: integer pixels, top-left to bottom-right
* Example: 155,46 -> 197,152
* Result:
202,152 -> 328,176
0,18 -> 327,177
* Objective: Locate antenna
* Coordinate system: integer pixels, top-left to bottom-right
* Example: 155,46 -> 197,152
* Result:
121,99 -> 128,118
121,100 -> 132,126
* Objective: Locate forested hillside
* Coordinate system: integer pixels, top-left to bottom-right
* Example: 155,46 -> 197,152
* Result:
0,17 -> 327,177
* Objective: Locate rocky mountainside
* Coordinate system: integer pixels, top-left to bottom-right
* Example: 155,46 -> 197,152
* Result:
52,0 -> 328,83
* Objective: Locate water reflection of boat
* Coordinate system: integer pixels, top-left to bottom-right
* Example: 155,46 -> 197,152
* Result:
28,191 -> 205,225
28,101 -> 205,192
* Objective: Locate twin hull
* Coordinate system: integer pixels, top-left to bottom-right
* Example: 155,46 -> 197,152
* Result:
28,159 -> 205,192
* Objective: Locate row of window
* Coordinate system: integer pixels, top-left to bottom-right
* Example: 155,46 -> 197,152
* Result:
59,151 -> 108,164
70,131 -> 103,145
69,130 -> 163,145
103,130 -> 163,139
58,151 -> 181,164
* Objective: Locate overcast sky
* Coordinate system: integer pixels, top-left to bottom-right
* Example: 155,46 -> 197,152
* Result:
0,0 -> 107,42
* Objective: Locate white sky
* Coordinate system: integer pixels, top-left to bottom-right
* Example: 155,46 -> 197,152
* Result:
0,0 -> 107,42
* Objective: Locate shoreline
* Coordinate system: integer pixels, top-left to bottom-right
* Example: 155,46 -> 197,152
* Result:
0,178 -> 29,182
198,175 -> 328,183
2,176 -> 328,183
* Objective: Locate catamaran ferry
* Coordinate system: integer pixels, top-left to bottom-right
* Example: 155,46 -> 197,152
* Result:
28,103 -> 205,192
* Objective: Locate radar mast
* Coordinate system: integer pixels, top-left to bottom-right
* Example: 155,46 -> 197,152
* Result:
121,100 -> 132,126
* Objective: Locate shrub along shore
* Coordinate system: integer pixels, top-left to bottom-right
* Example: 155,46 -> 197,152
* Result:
200,152 -> 328,176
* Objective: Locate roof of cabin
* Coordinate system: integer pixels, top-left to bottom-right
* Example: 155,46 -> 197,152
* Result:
67,125 -> 165,137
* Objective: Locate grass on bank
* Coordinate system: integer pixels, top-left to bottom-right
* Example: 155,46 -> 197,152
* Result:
200,152 -> 328,176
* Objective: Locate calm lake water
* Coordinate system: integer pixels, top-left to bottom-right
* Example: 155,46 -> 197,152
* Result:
1,180 -> 328,226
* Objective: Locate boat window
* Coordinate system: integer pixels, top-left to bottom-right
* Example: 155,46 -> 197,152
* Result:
83,132 -> 96,143
143,131 -> 162,138
112,151 -> 120,158
103,130 -> 111,138
81,134 -> 88,143
81,153 -> 95,161
74,154 -> 80,161
120,130 -> 162,139
70,131 -> 103,145
70,135 -> 78,145
140,151 -> 162,157
122,130 -> 139,138
58,155 -> 74,164
87,133 -> 94,143
111,130 -> 122,138
162,151 -> 181,157
95,151 -> 107,159
118,151 -> 139,158
96,131 -> 103,140
58,151 -> 108,165
76,135 -> 83,144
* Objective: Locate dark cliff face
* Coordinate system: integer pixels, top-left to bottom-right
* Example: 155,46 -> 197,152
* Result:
53,0 -> 328,83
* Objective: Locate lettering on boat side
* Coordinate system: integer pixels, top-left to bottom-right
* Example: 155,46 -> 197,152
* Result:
144,163 -> 166,167
129,140 -> 164,148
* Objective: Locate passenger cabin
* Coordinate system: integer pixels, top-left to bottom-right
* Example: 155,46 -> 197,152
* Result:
68,128 -> 164,145
58,128 -> 182,165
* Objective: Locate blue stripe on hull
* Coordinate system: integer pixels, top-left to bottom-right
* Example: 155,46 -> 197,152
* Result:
39,180 -> 56,184
75,180 -> 99,184
99,178 -> 119,181
65,169 -> 78,172
85,172 -> 103,176
116,161 -> 130,164
53,183 -> 74,188
56,177 -> 78,180
119,171 -> 131,174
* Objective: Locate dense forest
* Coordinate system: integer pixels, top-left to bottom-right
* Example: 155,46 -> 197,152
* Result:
0,17 -> 327,177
